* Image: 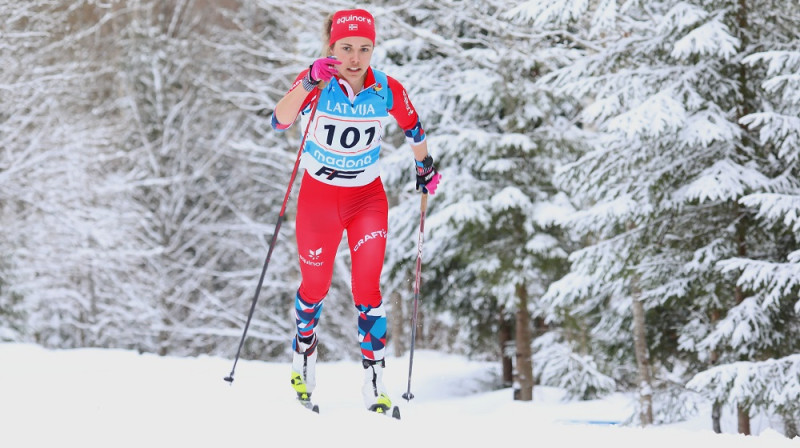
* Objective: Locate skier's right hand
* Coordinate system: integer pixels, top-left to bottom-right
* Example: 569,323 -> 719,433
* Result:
308,57 -> 341,84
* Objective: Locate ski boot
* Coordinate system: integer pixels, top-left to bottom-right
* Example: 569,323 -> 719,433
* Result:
362,359 -> 400,419
291,334 -> 318,413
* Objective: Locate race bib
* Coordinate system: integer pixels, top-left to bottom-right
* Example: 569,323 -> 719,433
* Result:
312,114 -> 383,154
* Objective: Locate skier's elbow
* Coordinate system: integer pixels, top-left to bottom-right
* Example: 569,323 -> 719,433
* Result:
271,112 -> 291,131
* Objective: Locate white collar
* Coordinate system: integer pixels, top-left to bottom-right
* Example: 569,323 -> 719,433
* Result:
338,78 -> 356,102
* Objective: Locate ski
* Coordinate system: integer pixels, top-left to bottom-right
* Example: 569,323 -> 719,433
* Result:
297,399 -> 319,414
368,403 -> 401,420
296,398 -> 400,419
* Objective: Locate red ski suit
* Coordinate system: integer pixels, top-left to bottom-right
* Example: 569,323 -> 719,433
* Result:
274,67 -> 425,310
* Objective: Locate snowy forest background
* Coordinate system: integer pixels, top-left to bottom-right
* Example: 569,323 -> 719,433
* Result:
1,0 -> 798,438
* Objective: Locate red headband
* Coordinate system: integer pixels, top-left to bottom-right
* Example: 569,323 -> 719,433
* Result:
329,9 -> 375,46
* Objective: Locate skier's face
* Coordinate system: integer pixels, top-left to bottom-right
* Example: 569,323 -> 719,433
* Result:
330,37 -> 374,87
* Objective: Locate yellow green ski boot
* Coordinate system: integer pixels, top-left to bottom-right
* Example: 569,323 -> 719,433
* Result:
362,359 -> 400,419
291,335 -> 318,413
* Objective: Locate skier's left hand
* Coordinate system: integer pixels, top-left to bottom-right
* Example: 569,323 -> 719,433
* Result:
415,155 -> 441,195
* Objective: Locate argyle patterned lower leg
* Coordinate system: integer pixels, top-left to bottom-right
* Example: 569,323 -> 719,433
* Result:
294,292 -> 323,346
357,303 -> 386,360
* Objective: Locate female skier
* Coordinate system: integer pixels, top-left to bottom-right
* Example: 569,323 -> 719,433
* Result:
271,9 -> 441,413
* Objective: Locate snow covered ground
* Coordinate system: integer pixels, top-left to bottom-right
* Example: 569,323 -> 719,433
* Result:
0,343 -> 795,447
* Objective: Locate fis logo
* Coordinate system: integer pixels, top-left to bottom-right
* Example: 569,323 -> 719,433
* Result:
364,85 -> 385,103
368,83 -> 386,102
315,166 -> 365,180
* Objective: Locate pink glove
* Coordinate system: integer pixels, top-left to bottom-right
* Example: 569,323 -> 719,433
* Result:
423,172 -> 442,195
309,57 -> 341,83
415,155 -> 442,195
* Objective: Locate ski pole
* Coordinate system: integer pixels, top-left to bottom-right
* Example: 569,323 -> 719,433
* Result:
402,193 -> 428,400
224,90 -> 322,385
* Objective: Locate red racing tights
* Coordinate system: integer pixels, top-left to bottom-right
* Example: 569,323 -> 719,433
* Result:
295,175 -> 388,309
